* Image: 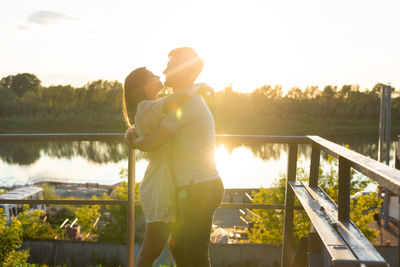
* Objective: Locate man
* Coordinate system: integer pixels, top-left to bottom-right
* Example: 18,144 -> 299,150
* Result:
126,47 -> 224,266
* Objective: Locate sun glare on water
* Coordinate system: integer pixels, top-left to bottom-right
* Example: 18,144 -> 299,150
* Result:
214,144 -> 287,188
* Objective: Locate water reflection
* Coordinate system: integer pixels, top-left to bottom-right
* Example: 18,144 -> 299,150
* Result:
0,141 -> 148,165
0,134 -> 387,166
0,135 -> 396,188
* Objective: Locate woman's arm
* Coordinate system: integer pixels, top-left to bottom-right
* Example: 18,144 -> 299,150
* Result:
162,83 -> 214,113
125,125 -> 174,152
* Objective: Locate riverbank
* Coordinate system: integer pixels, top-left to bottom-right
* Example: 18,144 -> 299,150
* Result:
1,113 -> 399,137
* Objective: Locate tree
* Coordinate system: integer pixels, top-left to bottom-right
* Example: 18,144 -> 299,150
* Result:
321,85 -> 337,99
0,87 -> 19,116
2,73 -> 41,97
303,86 -> 320,99
285,87 -> 303,99
254,85 -> 283,99
339,84 -> 352,99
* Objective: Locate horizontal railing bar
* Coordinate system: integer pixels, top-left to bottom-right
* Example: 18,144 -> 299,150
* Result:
216,135 -> 311,144
219,203 -> 303,210
0,199 -> 302,210
0,133 -> 124,142
0,199 -> 128,205
0,134 -> 311,144
308,135 -> 400,195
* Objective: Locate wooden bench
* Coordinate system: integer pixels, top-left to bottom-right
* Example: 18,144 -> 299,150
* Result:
289,181 -> 388,267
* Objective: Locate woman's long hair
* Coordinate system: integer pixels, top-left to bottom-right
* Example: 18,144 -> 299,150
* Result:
122,67 -> 150,127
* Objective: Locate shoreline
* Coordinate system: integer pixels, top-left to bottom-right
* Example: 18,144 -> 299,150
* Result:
1,114 -> 399,137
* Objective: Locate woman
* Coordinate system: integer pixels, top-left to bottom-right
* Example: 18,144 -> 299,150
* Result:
122,67 -> 211,267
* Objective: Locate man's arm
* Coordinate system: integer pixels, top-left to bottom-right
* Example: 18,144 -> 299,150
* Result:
130,125 -> 174,152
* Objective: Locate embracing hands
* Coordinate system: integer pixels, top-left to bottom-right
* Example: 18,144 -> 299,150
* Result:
125,127 -> 137,149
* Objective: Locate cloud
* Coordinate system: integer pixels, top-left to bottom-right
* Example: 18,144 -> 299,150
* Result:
27,10 -> 75,25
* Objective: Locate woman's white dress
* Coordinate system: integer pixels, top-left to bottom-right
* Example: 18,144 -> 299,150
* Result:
134,99 -> 176,223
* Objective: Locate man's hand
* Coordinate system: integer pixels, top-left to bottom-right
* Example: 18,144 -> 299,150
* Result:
124,127 -> 137,149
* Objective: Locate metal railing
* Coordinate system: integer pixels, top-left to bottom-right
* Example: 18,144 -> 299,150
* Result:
1,134 -> 399,266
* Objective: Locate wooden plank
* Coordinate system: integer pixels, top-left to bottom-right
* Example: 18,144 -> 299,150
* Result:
302,183 -> 387,266
289,181 -> 358,264
308,135 -> 400,195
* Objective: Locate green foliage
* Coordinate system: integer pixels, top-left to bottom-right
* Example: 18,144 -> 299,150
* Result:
16,209 -> 56,240
0,210 -> 29,266
247,164 -> 311,245
351,193 -> 381,241
41,183 -> 60,200
97,181 -> 128,243
1,73 -> 400,136
247,156 -> 379,244
98,169 -> 143,243
74,196 -> 101,239
0,73 -> 41,97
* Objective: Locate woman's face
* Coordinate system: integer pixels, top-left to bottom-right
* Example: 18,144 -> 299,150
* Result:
145,73 -> 163,100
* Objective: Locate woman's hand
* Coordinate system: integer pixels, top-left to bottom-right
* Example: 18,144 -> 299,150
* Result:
125,127 -> 137,149
197,83 -> 215,97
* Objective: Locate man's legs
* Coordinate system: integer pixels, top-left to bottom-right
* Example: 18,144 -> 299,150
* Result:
169,178 -> 224,267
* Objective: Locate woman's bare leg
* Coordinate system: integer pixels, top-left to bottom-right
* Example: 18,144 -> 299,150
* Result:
135,222 -> 171,267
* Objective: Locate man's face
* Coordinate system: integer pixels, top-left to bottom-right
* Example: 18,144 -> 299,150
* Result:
163,56 -> 182,88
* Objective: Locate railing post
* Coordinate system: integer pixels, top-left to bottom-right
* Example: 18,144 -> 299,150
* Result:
398,195 -> 400,267
309,143 -> 320,187
338,156 -> 350,222
395,135 -> 400,170
281,143 -> 298,267
127,149 -> 136,267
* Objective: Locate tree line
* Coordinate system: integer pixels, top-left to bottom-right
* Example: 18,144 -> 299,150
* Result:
1,73 -> 399,135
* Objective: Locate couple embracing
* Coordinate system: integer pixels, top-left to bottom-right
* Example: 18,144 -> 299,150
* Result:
123,47 -> 224,267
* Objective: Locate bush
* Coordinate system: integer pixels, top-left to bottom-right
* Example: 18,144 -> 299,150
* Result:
98,168 -> 144,243
0,210 -> 29,266
16,208 -> 56,240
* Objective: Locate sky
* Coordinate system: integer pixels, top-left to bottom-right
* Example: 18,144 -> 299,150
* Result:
1,0 -> 400,93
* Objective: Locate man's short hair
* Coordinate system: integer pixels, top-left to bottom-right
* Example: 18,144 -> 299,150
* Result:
168,47 -> 204,79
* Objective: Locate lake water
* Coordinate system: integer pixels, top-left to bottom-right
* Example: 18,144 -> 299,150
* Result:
0,134 -> 397,189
